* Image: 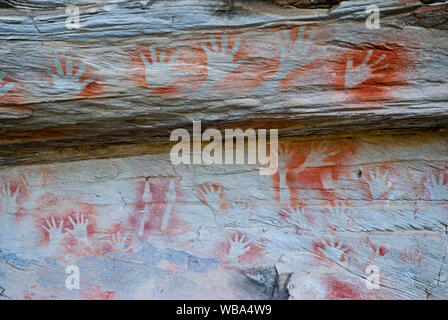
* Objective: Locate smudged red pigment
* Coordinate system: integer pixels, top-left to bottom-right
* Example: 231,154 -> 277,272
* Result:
0,74 -> 24,105
324,277 -> 362,300
34,202 -> 98,254
327,43 -> 412,102
399,244 -> 427,267
0,179 -> 29,221
80,285 -> 115,300
129,178 -> 188,237
313,239 -> 351,263
364,237 -> 389,261
273,140 -> 357,206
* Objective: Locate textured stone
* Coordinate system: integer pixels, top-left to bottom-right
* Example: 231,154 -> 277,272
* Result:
0,0 -> 447,165
0,0 -> 448,300
0,132 -> 448,299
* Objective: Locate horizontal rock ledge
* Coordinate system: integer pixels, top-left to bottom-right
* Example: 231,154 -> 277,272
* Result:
0,0 -> 447,165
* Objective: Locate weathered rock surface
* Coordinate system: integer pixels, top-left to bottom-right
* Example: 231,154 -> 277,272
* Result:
0,0 -> 447,165
0,132 -> 448,299
0,0 -> 447,300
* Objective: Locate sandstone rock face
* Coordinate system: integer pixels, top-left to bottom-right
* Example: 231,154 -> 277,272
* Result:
1,133 -> 448,299
0,0 -> 447,165
0,0 -> 447,299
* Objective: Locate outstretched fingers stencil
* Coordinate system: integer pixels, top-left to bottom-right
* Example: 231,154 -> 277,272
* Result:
280,206 -> 313,231
276,26 -> 317,80
43,217 -> 67,248
200,33 -> 246,91
196,183 -> 227,212
344,50 -> 390,89
227,234 -> 252,261
140,46 -> 185,88
326,201 -> 356,232
316,237 -> 351,263
424,173 -> 448,201
21,170 -> 45,188
273,142 -> 340,205
0,182 -> 20,217
328,44 -> 410,103
45,56 -> 94,96
108,231 -> 133,252
67,212 -> 89,244
295,142 -> 339,174
361,168 -> 393,200
254,26 -> 319,93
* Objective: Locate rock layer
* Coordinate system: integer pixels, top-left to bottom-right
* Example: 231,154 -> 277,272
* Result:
0,0 -> 447,165
0,132 -> 448,299
0,0 -> 447,300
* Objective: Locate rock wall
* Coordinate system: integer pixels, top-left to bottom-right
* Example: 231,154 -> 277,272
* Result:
0,0 -> 448,300
1,132 -> 448,299
0,0 -> 447,165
